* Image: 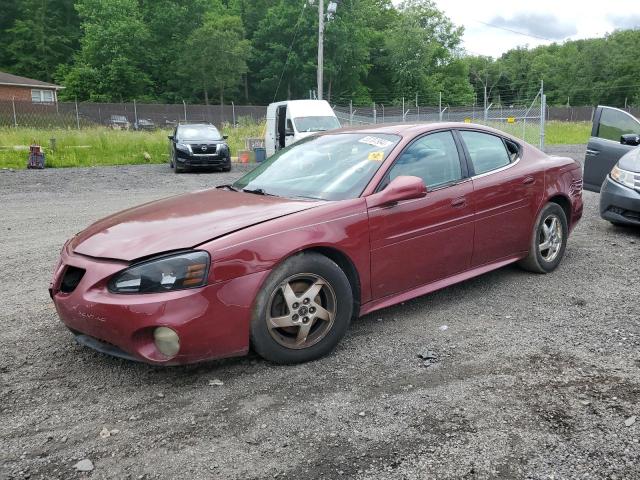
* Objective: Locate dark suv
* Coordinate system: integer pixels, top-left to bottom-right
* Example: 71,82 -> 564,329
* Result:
168,123 -> 231,173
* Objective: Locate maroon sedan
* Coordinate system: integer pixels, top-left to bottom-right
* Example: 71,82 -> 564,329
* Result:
50,123 -> 583,365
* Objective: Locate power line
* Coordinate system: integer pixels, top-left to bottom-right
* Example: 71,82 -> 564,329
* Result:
475,20 -> 555,42
273,1 -> 308,103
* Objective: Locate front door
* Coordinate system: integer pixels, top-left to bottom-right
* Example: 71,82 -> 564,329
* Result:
584,106 -> 640,191
368,130 -> 475,299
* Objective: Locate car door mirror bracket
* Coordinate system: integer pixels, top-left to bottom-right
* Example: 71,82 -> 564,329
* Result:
620,133 -> 640,146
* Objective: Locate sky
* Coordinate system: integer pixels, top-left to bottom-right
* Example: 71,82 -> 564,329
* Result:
425,0 -> 640,57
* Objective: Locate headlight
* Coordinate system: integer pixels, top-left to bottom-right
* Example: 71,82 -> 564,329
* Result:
108,251 -> 210,294
176,143 -> 192,153
611,164 -> 637,190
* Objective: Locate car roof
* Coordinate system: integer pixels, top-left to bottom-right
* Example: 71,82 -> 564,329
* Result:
323,122 -> 521,141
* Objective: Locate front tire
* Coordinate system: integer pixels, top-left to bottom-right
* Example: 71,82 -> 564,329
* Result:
250,252 -> 353,364
518,203 -> 568,273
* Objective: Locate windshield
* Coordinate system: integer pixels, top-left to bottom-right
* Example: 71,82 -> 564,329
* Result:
294,116 -> 341,133
233,133 -> 400,201
178,125 -> 222,141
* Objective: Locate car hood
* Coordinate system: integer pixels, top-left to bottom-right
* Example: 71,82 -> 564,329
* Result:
619,147 -> 640,172
70,189 -> 323,261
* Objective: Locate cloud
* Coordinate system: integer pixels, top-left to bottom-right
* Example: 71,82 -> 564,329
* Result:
489,13 -> 578,40
608,14 -> 640,30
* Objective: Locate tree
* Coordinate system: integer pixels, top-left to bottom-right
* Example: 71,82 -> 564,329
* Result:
0,1 -> 23,71
139,0 -> 213,102
181,11 -> 251,105
380,0 -> 472,105
59,0 -> 152,101
249,0 -> 318,104
322,0 -> 387,104
466,55 -> 502,107
4,0 -> 80,82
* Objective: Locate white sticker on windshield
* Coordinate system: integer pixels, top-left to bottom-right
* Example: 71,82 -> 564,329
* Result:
359,136 -> 393,148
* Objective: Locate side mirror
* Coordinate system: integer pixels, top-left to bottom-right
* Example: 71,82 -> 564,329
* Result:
168,135 -> 174,141
285,129 -> 295,137
366,176 -> 427,209
620,134 -> 640,146
223,135 -> 229,140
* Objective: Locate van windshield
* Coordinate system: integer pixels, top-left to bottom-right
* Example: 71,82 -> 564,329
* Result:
294,116 -> 341,133
233,133 -> 400,201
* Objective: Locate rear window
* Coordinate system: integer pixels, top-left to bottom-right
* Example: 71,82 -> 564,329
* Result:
460,131 -> 511,175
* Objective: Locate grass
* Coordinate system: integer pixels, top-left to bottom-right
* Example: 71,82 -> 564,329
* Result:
544,121 -> 592,145
0,120 -> 264,169
0,120 -> 590,169
480,120 -> 591,146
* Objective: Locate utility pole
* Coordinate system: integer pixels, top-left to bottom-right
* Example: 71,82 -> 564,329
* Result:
484,84 -> 488,121
317,0 -> 324,100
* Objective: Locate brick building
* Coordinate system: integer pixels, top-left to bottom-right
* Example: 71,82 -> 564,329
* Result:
0,71 -> 63,103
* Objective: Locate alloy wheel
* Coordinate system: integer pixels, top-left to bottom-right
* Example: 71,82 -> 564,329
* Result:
538,214 -> 563,262
266,273 -> 337,350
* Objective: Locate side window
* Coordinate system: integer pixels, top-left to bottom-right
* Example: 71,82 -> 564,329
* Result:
505,139 -> 520,162
597,108 -> 640,141
460,131 -> 510,175
388,131 -> 462,188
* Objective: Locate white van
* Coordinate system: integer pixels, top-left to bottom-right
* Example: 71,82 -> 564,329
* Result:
265,100 -> 341,157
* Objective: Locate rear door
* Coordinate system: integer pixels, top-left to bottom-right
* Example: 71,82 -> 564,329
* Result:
457,130 -> 543,266
584,106 -> 640,191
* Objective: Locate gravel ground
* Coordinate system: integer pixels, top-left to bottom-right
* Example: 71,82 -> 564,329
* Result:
2,146 -> 639,479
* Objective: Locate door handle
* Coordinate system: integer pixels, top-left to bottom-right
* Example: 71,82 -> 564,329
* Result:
523,176 -> 535,185
451,197 -> 466,208
585,149 -> 599,156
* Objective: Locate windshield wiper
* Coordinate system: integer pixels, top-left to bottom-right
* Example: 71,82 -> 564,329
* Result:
287,194 -> 324,201
243,187 -> 275,196
216,184 -> 239,192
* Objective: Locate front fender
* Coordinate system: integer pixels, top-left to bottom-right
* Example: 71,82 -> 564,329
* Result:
201,198 -> 372,306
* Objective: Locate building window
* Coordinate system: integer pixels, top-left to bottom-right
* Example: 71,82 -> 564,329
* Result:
31,89 -> 55,103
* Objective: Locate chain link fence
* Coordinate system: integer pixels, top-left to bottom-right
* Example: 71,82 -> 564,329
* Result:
334,88 -> 549,149
0,100 -> 266,130
6,95 -> 638,150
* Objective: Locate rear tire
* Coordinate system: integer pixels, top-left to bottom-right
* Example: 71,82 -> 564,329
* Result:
250,252 -> 353,364
518,203 -> 568,274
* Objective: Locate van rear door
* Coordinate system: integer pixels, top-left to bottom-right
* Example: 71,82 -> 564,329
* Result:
584,106 -> 640,191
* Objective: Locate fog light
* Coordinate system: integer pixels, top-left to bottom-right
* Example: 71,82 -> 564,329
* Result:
153,327 -> 180,358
